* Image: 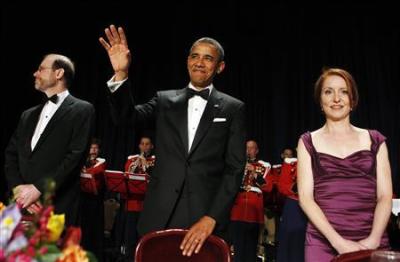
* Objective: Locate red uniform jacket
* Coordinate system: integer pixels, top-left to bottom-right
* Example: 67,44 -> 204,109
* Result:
263,164 -> 286,214
231,159 -> 271,223
278,158 -> 298,200
80,158 -> 106,195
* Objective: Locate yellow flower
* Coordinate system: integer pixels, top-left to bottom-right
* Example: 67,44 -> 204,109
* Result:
57,245 -> 88,262
1,217 -> 14,228
47,212 -> 65,242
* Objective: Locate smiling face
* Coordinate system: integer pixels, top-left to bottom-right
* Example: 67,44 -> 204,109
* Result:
314,68 -> 359,118
187,42 -> 225,89
320,75 -> 352,121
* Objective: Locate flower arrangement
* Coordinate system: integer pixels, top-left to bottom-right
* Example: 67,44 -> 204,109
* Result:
0,180 -> 96,262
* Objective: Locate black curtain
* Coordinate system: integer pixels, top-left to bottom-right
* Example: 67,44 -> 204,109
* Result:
1,2 -> 399,202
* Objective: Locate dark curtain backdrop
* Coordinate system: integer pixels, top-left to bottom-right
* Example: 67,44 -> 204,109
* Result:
1,2 -> 399,202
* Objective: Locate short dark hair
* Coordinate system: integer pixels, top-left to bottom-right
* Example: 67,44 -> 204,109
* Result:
90,137 -> 102,147
190,37 -> 225,62
314,67 -> 359,110
140,136 -> 153,144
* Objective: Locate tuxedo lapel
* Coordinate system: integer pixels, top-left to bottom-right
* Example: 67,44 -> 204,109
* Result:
32,95 -> 74,153
188,89 -> 223,156
25,105 -> 44,153
173,89 -> 189,155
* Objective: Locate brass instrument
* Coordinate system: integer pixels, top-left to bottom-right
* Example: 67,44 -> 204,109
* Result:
129,152 -> 142,173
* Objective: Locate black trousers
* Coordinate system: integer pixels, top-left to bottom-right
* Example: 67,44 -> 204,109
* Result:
231,220 -> 260,262
113,200 -> 140,262
80,192 -> 104,262
276,198 -> 307,262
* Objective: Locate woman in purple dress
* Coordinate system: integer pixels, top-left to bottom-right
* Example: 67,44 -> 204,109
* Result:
297,68 -> 392,261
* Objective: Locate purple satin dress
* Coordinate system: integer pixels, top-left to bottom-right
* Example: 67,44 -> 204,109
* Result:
301,130 -> 389,262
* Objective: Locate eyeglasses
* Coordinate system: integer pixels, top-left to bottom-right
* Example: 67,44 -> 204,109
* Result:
36,66 -> 54,73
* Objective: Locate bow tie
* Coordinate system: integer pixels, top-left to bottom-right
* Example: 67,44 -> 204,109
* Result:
187,88 -> 210,101
43,94 -> 58,104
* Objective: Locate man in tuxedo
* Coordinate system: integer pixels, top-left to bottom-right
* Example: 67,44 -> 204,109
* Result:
99,25 -> 246,256
5,54 -> 95,226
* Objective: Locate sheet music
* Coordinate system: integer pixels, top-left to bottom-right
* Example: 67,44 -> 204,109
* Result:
105,170 -> 124,174
128,175 -> 147,181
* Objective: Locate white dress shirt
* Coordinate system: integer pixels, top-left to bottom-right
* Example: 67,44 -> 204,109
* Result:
187,83 -> 212,151
31,90 -> 69,150
107,77 -> 212,151
107,75 -> 127,93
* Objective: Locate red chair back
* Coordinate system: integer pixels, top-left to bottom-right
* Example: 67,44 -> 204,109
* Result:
331,250 -> 374,262
135,229 -> 231,262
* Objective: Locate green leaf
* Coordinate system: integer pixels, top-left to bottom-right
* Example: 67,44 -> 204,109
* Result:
86,251 -> 98,262
43,244 -> 60,253
38,252 -> 61,262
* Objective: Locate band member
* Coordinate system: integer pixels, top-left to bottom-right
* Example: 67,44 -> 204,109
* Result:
276,148 -> 308,262
117,136 -> 155,261
80,138 -> 107,261
81,138 -> 106,195
230,140 -> 271,262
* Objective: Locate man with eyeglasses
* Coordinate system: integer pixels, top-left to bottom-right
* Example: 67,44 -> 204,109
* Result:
5,53 -> 95,227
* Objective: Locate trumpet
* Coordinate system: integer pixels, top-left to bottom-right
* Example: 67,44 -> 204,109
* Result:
129,152 -> 148,173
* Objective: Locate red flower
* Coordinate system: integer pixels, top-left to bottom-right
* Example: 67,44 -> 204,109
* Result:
39,246 -> 48,255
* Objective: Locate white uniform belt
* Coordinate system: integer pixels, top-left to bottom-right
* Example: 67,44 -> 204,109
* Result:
80,173 -> 93,179
241,186 -> 262,194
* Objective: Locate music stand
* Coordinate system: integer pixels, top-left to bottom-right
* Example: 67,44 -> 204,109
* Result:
104,170 -> 150,258
104,170 -> 149,200
125,173 -> 149,200
104,170 -> 126,194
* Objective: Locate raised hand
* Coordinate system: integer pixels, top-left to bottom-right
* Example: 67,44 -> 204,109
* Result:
99,25 -> 131,81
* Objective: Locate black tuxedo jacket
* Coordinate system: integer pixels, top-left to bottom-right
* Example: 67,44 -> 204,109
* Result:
110,82 -> 246,236
5,94 -> 95,226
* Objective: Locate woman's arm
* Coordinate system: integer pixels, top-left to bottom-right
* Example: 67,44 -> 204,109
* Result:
359,142 -> 392,249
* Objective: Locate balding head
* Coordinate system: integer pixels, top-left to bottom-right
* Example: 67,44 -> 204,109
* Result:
45,54 -> 75,88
